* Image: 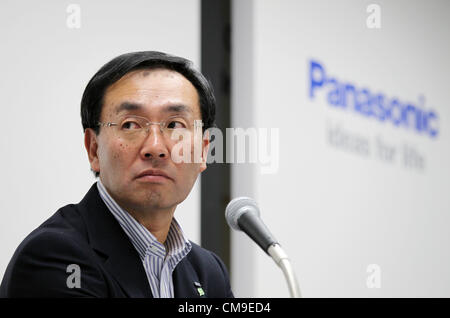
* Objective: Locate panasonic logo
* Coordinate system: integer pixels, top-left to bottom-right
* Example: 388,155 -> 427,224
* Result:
308,60 -> 439,139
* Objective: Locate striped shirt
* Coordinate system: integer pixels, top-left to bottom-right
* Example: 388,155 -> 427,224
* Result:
97,180 -> 192,298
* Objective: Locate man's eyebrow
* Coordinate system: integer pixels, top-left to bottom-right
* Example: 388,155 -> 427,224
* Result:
161,104 -> 192,114
115,102 -> 143,114
115,102 -> 193,116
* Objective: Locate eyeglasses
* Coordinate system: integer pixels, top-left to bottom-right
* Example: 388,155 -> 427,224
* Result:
97,115 -> 200,142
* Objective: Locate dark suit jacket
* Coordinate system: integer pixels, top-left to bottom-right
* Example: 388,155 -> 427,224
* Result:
0,183 -> 233,298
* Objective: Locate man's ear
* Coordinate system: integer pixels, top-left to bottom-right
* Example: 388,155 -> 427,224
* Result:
84,128 -> 100,174
199,130 -> 210,173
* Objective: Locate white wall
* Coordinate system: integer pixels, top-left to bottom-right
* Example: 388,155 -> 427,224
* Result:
0,0 -> 201,281
232,0 -> 450,297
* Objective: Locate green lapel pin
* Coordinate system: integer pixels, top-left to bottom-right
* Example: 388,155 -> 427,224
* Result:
197,287 -> 205,297
194,282 -> 205,296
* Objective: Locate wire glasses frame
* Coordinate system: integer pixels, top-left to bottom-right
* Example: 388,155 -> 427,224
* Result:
97,114 -> 201,141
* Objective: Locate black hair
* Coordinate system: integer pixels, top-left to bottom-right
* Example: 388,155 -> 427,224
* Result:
80,51 -> 216,178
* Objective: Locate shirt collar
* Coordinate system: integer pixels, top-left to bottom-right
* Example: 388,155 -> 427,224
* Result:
96,179 -> 191,260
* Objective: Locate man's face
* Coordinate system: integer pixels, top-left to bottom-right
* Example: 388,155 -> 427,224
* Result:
85,68 -> 209,214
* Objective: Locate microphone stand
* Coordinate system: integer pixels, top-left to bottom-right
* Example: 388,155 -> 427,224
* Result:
267,244 -> 302,298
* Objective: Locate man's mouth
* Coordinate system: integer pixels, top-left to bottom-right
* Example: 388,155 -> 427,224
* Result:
135,169 -> 172,182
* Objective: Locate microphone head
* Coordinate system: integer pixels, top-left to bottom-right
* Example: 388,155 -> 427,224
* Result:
225,196 -> 260,231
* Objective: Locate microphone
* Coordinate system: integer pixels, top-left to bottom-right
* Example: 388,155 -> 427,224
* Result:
225,197 -> 277,254
225,197 -> 302,298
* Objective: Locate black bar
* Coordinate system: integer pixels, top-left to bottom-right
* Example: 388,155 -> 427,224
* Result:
200,0 -> 232,271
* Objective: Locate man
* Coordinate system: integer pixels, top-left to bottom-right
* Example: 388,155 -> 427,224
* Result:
0,51 -> 233,298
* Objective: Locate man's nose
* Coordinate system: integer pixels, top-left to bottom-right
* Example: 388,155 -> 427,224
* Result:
140,124 -> 169,160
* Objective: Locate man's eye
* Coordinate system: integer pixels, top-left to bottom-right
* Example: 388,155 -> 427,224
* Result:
167,120 -> 186,129
121,121 -> 141,130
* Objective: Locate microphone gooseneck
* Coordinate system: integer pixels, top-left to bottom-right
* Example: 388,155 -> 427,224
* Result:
225,197 -> 302,298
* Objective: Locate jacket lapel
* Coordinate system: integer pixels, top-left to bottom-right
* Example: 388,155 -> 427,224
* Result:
77,183 -> 152,298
